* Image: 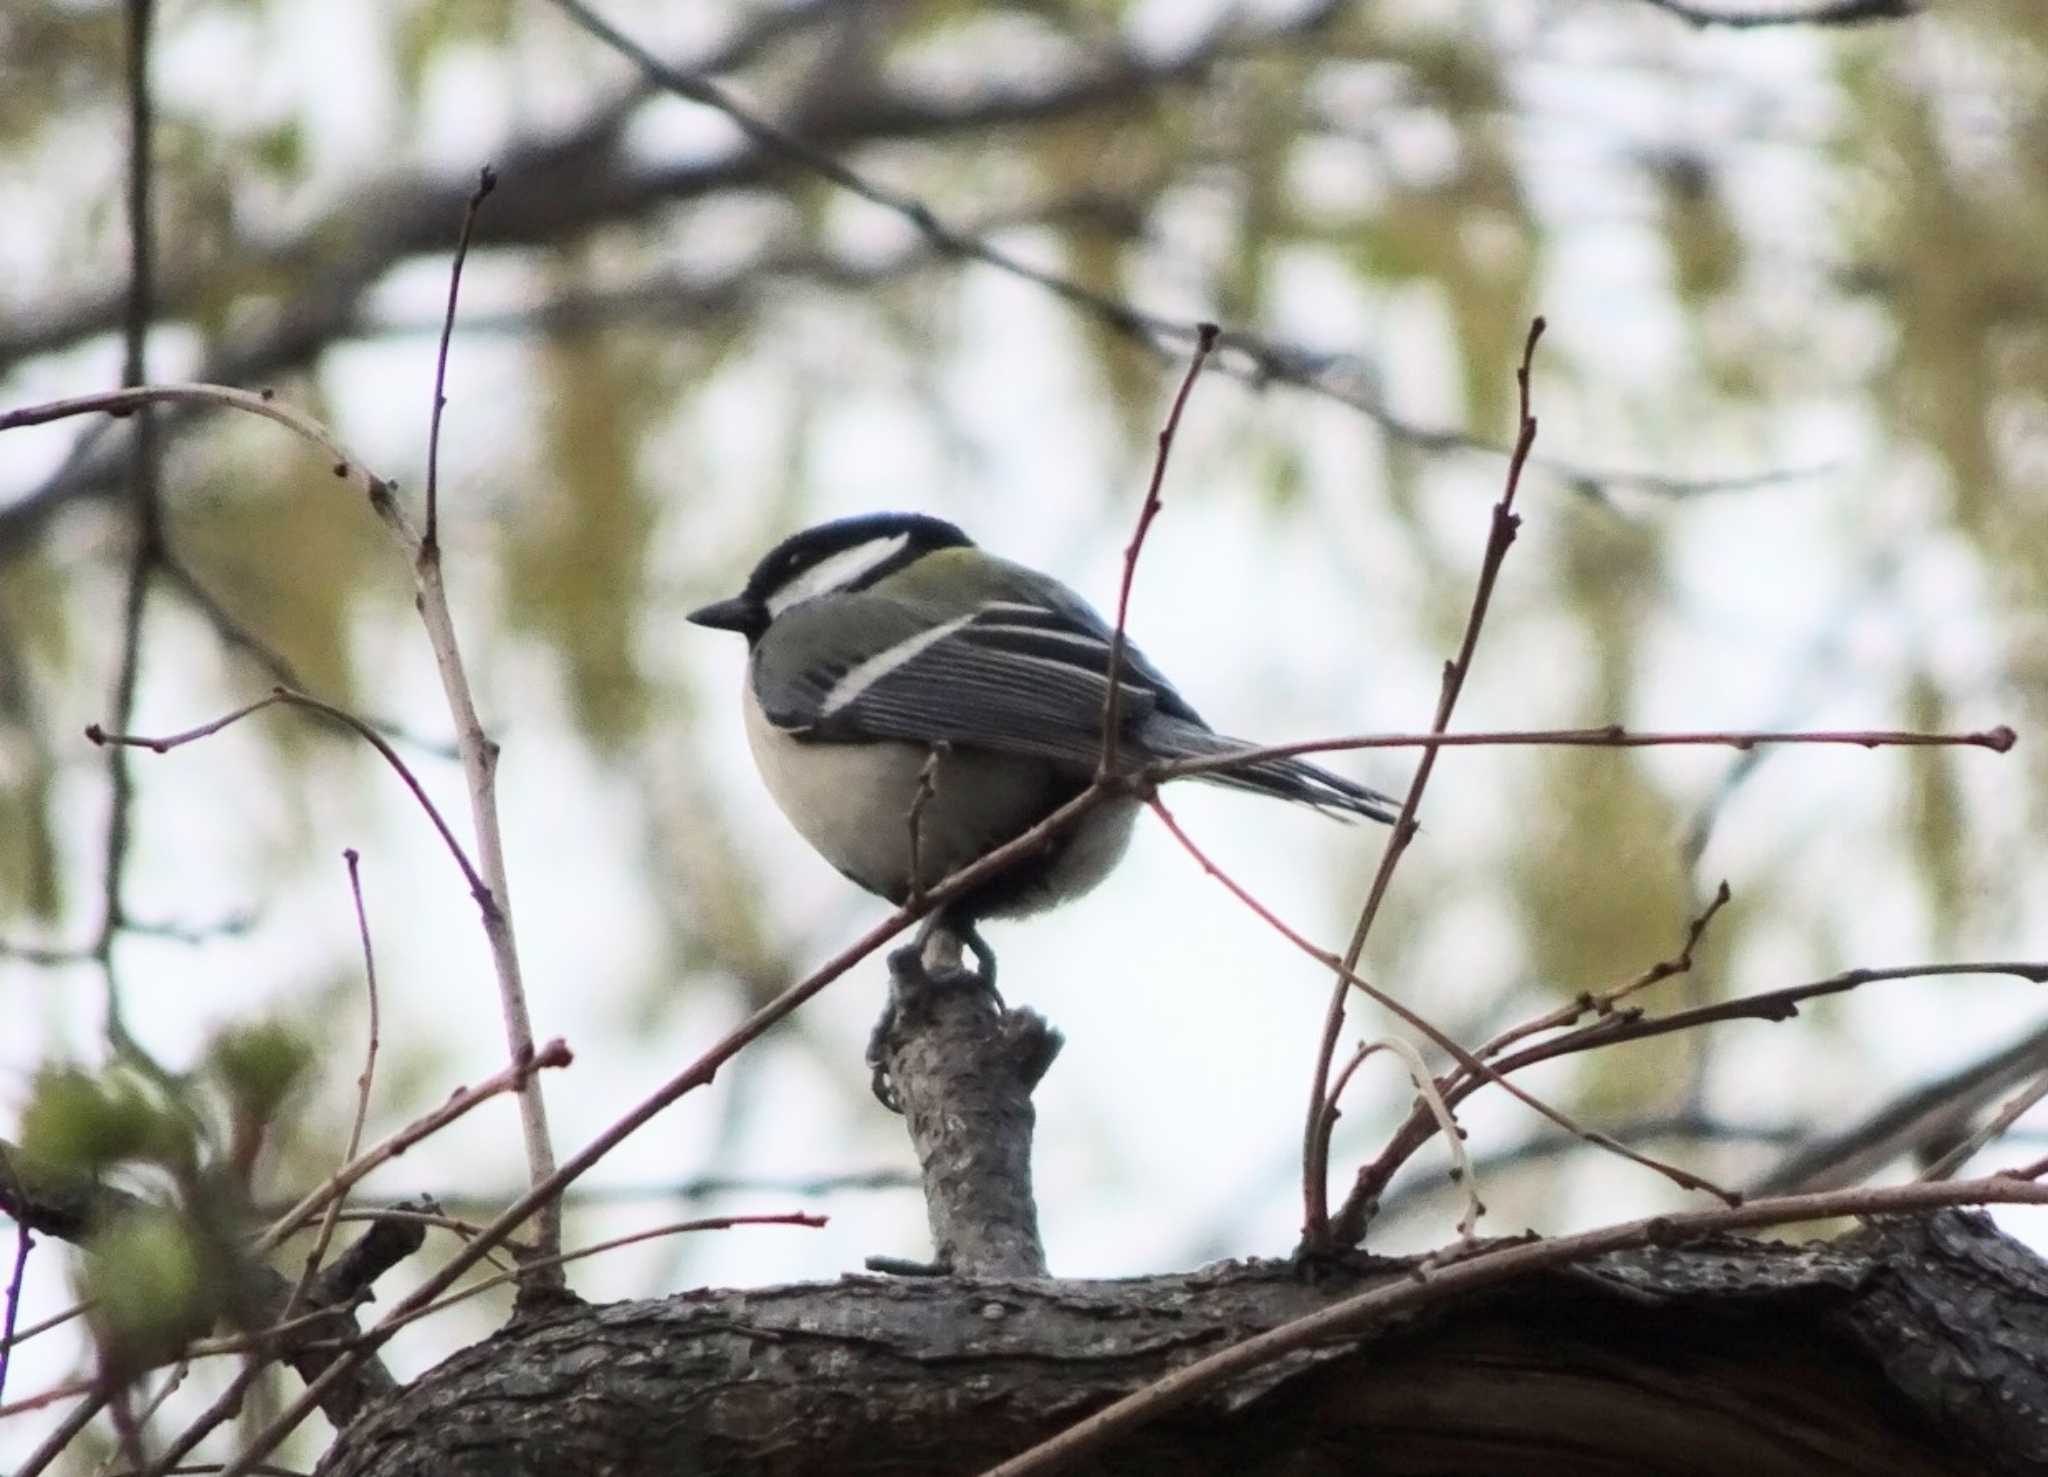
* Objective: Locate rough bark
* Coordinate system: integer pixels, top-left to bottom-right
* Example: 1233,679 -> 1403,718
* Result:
313,1209 -> 2048,1476
870,945 -> 1063,1278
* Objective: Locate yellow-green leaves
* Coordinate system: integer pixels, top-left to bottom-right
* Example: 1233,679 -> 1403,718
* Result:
82,1207 -> 226,1378
208,1020 -> 314,1132
19,1067 -> 192,1178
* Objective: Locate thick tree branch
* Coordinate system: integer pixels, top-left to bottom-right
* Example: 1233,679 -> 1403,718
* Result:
311,1209 -> 2048,1477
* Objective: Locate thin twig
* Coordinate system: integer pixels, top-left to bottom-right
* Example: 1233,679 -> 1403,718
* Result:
1326,885 -> 1732,1235
1098,322 -> 1218,779
16,1388 -> 109,1477
1149,723 -> 2017,781
1,1295 -> 93,1356
284,850 -> 383,1317
980,1172 -> 2048,1477
1301,317 -> 1546,1249
323,1211 -> 825,1342
254,1040 -> 571,1256
423,165 -> 495,552
155,549 -> 459,760
1479,881 -> 1734,1061
1329,958 -> 2048,1244
90,0 -> 169,1098
88,688 -> 491,907
1999,1151 -> 2048,1182
407,195 -> 560,1274
137,1360 -> 259,1477
0,1146 -> 32,1403
1151,793 -> 1734,1212
1635,0 -> 1915,26
1754,1020 -> 2048,1195
1333,1038 -> 1481,1241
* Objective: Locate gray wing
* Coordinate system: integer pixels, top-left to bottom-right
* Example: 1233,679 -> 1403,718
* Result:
751,591 -> 1194,772
752,588 -> 1400,821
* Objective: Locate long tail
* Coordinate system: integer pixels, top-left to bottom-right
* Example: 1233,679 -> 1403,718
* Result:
1151,721 -> 1401,824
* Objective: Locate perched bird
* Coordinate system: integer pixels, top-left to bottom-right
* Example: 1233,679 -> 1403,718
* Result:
688,511 -> 1398,990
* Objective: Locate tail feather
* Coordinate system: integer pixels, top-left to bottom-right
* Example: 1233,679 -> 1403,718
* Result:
1151,722 -> 1400,824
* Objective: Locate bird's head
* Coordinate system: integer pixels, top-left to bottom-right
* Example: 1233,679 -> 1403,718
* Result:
687,511 -> 972,640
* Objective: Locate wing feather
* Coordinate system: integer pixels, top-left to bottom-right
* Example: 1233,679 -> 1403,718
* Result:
752,592 -> 1181,770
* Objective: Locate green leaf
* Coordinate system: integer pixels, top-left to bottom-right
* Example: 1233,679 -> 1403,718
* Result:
208,1020 -> 315,1126
18,1067 -> 190,1177
83,1208 -> 224,1375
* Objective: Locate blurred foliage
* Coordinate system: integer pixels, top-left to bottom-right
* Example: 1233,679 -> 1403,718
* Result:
502,319 -> 666,748
19,1065 -> 194,1179
82,1204 -> 226,1378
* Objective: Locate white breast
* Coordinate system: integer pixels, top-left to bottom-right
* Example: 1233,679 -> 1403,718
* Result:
740,678 -> 1135,913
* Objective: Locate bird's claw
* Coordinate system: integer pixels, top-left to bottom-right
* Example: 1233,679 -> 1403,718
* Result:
865,943 -> 1005,1111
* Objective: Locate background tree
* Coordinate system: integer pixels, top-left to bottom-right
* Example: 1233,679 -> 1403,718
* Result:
4,0 -> 2048,1469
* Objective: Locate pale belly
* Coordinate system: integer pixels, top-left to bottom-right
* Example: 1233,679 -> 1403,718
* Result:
742,686 -> 1134,914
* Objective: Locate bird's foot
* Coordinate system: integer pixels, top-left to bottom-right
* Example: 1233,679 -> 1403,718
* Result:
866,939 -> 1004,1110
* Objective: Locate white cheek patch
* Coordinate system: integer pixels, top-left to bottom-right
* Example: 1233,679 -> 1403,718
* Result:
765,533 -> 911,616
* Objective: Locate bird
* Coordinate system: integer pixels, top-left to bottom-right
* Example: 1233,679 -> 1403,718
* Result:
687,511 -> 1399,999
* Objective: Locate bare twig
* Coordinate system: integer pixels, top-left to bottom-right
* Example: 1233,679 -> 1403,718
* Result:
1301,317 -> 1546,1250
17,1388 -> 109,1477
89,0 -> 168,1097
1099,322 -> 1218,779
3,371 -> 561,1275
0,1147 -> 31,1403
1331,1038 -> 1481,1241
0,384 -> 396,512
329,1212 -> 825,1342
1479,881 -> 1734,1061
155,549 -> 458,760
88,688 -> 490,906
2000,1151 -> 2048,1182
1524,961 -> 2048,1061
255,1040 -> 571,1256
402,204 -> 561,1273
284,850 -> 383,1317
1330,958 -> 2048,1243
1149,723 -> 2017,782
1323,885 -> 1732,1239
1151,794 -> 1733,1216
1634,0 -> 1915,26
138,1362 -> 261,1477
424,166 -> 495,551
1370,1113 -> 1807,1225
982,1173 -> 2048,1477
1,1294 -> 93,1356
